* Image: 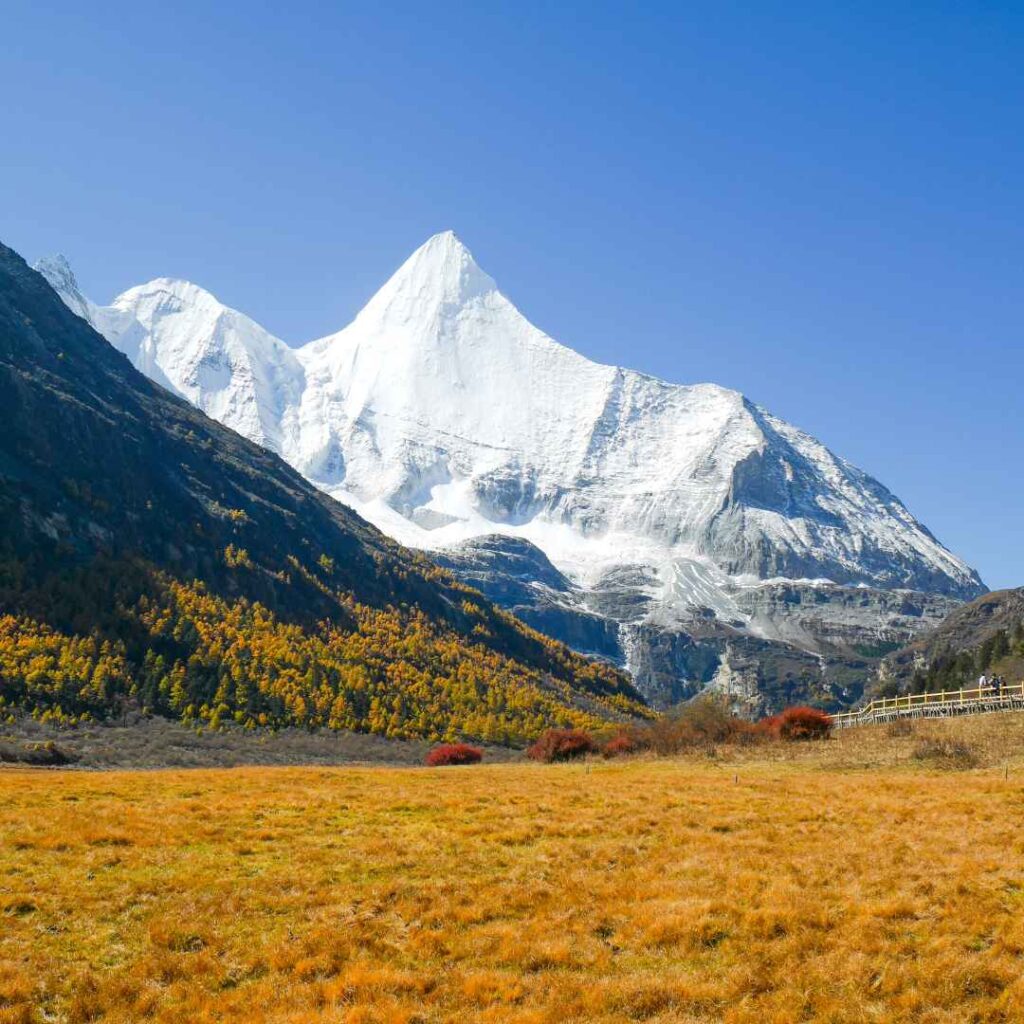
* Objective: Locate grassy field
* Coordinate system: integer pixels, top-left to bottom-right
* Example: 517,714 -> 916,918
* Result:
3,715 -> 1024,1023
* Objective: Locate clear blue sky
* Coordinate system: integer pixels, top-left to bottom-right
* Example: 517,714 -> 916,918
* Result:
3,2 -> 1021,587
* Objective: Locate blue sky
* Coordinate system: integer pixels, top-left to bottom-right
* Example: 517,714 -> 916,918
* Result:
3,2 -> 1021,587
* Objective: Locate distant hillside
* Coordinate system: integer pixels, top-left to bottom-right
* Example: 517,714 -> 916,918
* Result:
0,241 -> 646,743
875,589 -> 1024,696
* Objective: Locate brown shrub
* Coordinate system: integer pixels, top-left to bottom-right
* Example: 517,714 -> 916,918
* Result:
425,743 -> 483,767
887,718 -> 915,738
637,698 -> 758,755
527,729 -> 596,763
912,737 -> 978,770
0,740 -> 75,766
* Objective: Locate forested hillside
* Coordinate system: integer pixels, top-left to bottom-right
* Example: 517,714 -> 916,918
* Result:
0,242 -> 646,743
876,588 -> 1024,696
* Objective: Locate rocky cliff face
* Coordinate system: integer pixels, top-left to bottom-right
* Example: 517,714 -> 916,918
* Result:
37,234 -> 984,710
435,534 -> 962,712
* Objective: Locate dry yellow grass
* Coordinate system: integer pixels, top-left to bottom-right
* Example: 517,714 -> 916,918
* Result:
3,715 -> 1024,1023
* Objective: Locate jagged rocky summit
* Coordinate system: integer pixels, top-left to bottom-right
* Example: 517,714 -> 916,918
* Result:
37,233 -> 985,711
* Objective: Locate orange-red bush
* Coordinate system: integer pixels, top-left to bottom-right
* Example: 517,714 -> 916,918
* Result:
425,743 -> 483,766
527,728 -> 596,763
602,731 -> 640,758
760,706 -> 833,741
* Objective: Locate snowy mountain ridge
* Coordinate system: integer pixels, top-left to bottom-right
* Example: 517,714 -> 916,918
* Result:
36,234 -> 983,703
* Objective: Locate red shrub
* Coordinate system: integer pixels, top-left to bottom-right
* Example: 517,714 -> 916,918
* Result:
760,706 -> 833,741
425,743 -> 483,767
527,728 -> 596,763
602,731 -> 640,758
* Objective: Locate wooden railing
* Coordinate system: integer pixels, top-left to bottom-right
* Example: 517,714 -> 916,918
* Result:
831,681 -> 1024,729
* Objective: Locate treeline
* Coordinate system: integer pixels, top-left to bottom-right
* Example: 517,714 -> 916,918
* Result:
0,556 -> 647,744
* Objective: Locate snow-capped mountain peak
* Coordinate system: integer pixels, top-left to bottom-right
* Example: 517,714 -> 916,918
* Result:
34,258 -> 306,452
304,231 -> 518,365
36,236 -> 984,681
359,229 -> 497,324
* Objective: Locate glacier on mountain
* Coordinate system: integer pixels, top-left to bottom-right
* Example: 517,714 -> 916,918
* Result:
36,235 -> 984,706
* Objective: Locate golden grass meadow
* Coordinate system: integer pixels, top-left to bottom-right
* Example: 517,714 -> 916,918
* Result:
4,715 -> 1024,1024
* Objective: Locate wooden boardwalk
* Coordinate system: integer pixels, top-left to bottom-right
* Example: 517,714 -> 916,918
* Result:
831,681 -> 1024,729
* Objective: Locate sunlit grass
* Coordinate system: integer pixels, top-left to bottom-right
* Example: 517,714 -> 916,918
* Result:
3,715 -> 1024,1022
